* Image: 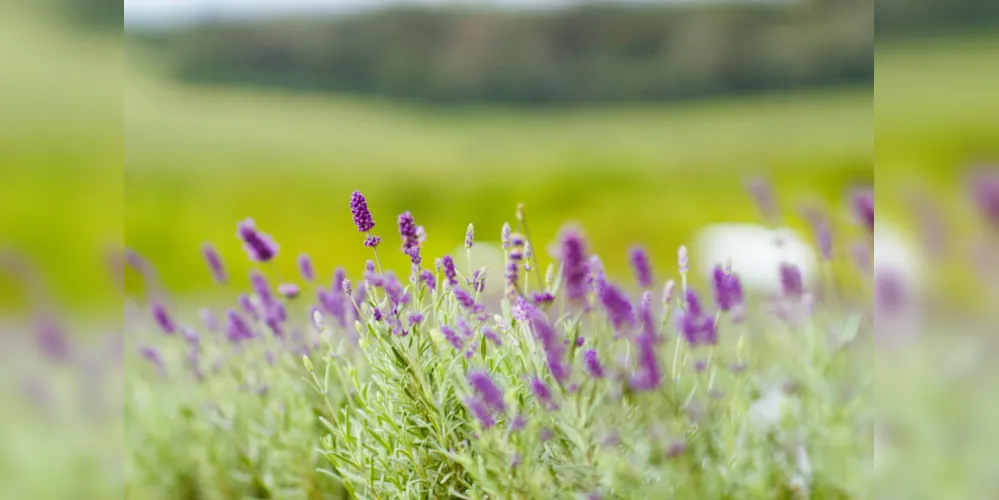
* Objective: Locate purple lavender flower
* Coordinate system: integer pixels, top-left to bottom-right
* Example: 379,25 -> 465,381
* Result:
511,234 -> 526,248
350,190 -> 376,232
152,301 -> 176,334
278,283 -> 300,298
800,207 -> 834,260
237,218 -> 279,262
468,371 -> 505,413
529,311 -> 568,383
318,287 -> 347,328
420,270 -> 436,290
523,241 -> 533,272
850,188 -> 875,233
469,270 -> 486,293
398,211 -> 420,253
298,254 -> 314,281
532,291 -> 555,305
464,339 -> 479,359
638,291 -> 657,339
180,326 -> 200,346
202,243 -> 226,284
35,316 -> 70,362
405,246 -> 421,268
530,376 -> 557,410
632,333 -> 662,391
372,307 -> 383,322
226,309 -> 253,344
441,255 -> 458,287
666,440 -> 687,458
575,336 -> 585,347
250,271 -> 273,304
464,397 -> 495,429
509,414 -> 527,431
501,223 -> 512,250
629,245 -> 654,288
662,280 -> 676,307
239,294 -> 258,320
677,289 -> 716,347
875,269 -> 907,314
583,349 -> 605,378
455,317 -> 474,339
598,281 -> 635,331
365,260 -> 376,273
454,288 -> 476,310
969,167 -> 999,227
382,271 -> 410,308
342,278 -> 352,296
363,235 -> 381,248
199,307 -> 218,332
559,226 -> 589,303
588,255 -> 606,293
513,295 -> 537,323
483,326 -> 502,346
678,246 -> 689,274
747,177 -> 778,223
139,345 -> 166,377
465,223 -> 474,249
504,260 -> 520,298
408,313 -> 424,326
441,325 -> 464,350
712,265 -> 744,313
779,262 -> 805,297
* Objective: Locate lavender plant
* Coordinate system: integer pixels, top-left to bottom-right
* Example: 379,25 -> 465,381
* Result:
123,188 -> 875,499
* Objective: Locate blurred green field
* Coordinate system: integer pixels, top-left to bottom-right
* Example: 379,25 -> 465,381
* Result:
5,14 -> 999,301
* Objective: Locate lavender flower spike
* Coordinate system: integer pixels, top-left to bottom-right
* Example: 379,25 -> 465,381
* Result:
850,188 -> 874,233
969,167 -> 999,227
152,301 -> 176,334
501,223 -> 512,250
631,332 -> 661,391
678,246 -> 689,274
363,235 -> 381,248
202,243 -> 226,284
583,349 -> 605,379
559,226 -> 589,304
712,265 -> 744,312
398,211 -> 419,253
530,376 -> 557,410
598,281 -> 635,331
350,190 -> 376,232
468,371 -> 505,413
464,397 -> 495,429
779,262 -> 805,298
298,253 -> 315,281
629,245 -> 654,288
278,283 -> 300,298
139,345 -> 166,377
465,223 -> 474,249
747,177 -> 778,223
237,218 -> 279,262
441,255 -> 458,287
529,311 -> 568,383
662,280 -> 676,307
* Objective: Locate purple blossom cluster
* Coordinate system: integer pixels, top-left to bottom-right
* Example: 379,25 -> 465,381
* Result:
115,182 -> 888,487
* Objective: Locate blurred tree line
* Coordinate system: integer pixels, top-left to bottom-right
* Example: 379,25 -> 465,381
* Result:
120,0 -> 994,104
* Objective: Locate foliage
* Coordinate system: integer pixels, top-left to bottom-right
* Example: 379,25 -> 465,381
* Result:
122,189 -> 874,499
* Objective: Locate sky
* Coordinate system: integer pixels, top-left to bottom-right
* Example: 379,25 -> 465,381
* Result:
124,0 -> 688,29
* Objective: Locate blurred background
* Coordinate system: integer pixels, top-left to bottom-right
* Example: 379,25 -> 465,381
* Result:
2,0 -> 999,497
